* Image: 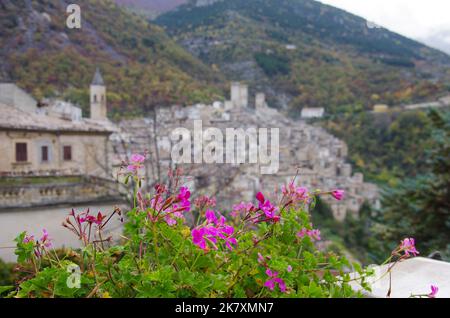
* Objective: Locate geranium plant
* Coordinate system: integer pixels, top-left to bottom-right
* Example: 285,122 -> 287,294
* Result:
0,155 -> 423,298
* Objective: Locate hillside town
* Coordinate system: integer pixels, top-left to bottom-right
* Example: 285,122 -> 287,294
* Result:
116,82 -> 379,221
0,69 -> 379,221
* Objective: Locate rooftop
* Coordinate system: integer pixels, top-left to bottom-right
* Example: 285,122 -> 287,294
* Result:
91,67 -> 105,86
0,102 -> 116,134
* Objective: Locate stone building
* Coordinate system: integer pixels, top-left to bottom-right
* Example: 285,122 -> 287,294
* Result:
373,104 -> 389,113
114,82 -> 379,221
301,107 -> 325,118
0,70 -> 120,208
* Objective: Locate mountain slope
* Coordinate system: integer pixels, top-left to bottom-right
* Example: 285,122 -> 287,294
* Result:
114,0 -> 188,18
0,0 -> 223,117
156,0 -> 450,114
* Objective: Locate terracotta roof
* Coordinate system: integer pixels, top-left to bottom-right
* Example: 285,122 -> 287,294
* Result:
0,103 -> 117,133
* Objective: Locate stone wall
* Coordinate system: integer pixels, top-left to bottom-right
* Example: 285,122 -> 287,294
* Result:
0,176 -> 121,209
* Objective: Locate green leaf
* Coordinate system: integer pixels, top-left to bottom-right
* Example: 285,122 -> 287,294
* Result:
0,286 -> 14,295
14,231 -> 35,263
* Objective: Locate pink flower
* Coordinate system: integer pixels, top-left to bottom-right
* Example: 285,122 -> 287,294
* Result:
165,215 -> 177,226
428,285 -> 439,298
177,186 -> 191,212
164,205 -> 187,226
205,209 -> 218,224
192,228 -> 207,250
40,229 -> 52,248
256,192 -> 265,204
400,238 -> 419,257
287,265 -> 292,273
265,268 -> 277,278
194,195 -> 216,209
95,212 -> 106,225
80,215 -> 95,224
331,189 -> 344,201
231,202 -> 255,218
178,186 -> 191,201
149,195 -> 163,211
264,268 -> 286,293
233,191 -> 281,223
130,153 -> 145,164
224,237 -> 237,251
282,182 -> 310,205
297,228 -> 307,238
127,166 -> 138,172
149,186 -> 191,225
254,192 -> 280,223
127,153 -> 146,172
80,212 -> 105,226
192,211 -> 237,251
23,234 -> 35,244
154,184 -> 167,195
309,229 -> 321,241
41,229 -> 49,241
257,253 -> 265,264
297,227 -> 321,241
259,200 -> 277,219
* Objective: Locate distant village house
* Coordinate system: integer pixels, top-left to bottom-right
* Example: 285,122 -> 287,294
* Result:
301,107 -> 325,119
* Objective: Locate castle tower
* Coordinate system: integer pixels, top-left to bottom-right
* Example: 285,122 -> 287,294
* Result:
255,92 -> 266,109
90,68 -> 107,120
239,83 -> 248,108
230,82 -> 248,108
231,82 -> 241,108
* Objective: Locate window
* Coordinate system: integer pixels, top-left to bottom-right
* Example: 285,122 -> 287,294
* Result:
63,146 -> 72,161
93,94 -> 97,103
15,143 -> 27,162
41,146 -> 49,162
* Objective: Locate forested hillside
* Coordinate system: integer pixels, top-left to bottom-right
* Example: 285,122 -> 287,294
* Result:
156,0 -> 450,113
115,0 -> 188,18
0,0 -> 224,117
324,110 -> 435,184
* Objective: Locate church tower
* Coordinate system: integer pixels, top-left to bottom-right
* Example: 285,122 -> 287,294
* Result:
90,68 -> 107,120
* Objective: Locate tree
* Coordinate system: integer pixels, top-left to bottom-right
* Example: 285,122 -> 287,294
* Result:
378,109 -> 450,259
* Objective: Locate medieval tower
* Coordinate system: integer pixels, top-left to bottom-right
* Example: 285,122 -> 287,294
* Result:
90,68 -> 107,120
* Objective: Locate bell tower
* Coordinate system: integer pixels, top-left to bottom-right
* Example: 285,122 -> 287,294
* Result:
90,67 -> 107,120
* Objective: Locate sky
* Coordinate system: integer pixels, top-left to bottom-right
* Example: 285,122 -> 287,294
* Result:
316,0 -> 450,54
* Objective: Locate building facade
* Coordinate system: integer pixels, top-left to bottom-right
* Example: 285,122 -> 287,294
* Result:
0,70 -> 120,208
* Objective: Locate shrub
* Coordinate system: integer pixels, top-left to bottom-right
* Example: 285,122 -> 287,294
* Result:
0,156 -> 424,298
0,259 -> 15,286
254,52 -> 290,77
